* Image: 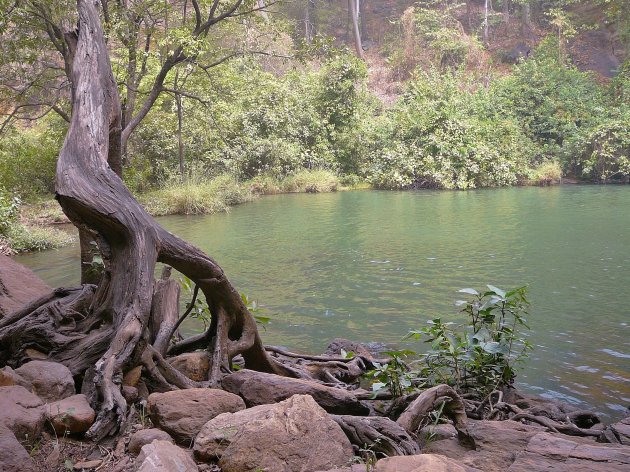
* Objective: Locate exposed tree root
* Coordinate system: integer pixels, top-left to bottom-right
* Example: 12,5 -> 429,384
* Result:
396,384 -> 477,450
332,415 -> 420,457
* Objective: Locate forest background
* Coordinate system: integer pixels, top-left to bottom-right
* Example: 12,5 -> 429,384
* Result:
0,0 -> 628,253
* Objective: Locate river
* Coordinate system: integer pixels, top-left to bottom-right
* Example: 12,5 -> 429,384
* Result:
15,186 -> 630,420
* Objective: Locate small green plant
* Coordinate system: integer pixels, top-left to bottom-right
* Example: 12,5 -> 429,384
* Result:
408,285 -> 532,396
365,349 -> 419,398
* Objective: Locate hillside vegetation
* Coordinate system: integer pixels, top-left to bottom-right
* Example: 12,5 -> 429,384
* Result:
0,0 -> 628,252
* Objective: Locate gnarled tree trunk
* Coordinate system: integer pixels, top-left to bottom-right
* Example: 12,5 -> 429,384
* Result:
8,0 -> 286,441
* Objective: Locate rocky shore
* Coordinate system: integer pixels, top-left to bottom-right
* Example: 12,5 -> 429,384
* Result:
1,255 -> 629,472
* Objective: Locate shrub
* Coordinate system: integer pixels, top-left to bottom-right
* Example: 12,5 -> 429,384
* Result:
0,117 -> 64,198
141,175 -> 254,216
281,170 -> 339,193
530,161 -> 562,185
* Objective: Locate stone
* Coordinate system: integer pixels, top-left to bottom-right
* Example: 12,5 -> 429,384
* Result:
424,419 -> 546,471
0,366 -> 31,388
0,254 -> 51,318
44,394 -> 96,434
15,360 -> 75,402
222,369 -> 369,415
147,388 -> 245,443
122,366 -> 142,387
137,440 -> 198,472
128,428 -> 174,455
122,385 -> 139,403
194,394 -> 354,472
0,425 -> 35,472
169,351 -> 211,382
599,416 -> 630,445
422,418 -> 630,472
73,459 -> 103,469
0,385 -> 45,440
375,454 -> 478,471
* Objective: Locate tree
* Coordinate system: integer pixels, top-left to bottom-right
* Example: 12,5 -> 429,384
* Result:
0,0 -> 292,440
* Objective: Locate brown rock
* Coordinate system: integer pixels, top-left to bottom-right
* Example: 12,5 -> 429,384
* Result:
0,385 -> 45,440
169,351 -> 210,382
222,369 -> 369,415
0,366 -> 31,388
44,394 -> 95,434
0,425 -> 35,472
73,459 -> 103,469
194,394 -> 354,472
147,388 -> 245,443
599,416 -> 630,445
375,454 -> 478,471
122,385 -> 139,403
15,360 -> 75,402
0,254 -> 51,318
137,440 -> 198,472
128,428 -> 174,455
122,366 -> 142,387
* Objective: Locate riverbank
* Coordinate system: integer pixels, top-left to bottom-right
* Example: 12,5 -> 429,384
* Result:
1,170 -> 358,255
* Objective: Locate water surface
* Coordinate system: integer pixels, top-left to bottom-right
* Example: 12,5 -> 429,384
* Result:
16,186 -> 630,419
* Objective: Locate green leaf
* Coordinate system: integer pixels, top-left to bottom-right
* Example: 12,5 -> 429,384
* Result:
486,285 -> 506,297
458,288 -> 479,295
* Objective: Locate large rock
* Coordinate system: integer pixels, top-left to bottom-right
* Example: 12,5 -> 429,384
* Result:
44,394 -> 95,434
194,394 -> 354,472
0,425 -> 35,472
0,254 -> 50,318
168,352 -> 210,382
129,428 -> 175,455
136,440 -> 198,472
147,388 -> 245,443
508,432 -> 630,471
0,385 -> 45,440
424,418 -> 630,471
599,416 -> 630,445
375,454 -> 478,471
424,419 -> 545,471
222,369 -> 369,415
15,360 -> 75,402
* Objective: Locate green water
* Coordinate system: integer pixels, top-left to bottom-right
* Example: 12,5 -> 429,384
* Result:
15,186 -> 630,419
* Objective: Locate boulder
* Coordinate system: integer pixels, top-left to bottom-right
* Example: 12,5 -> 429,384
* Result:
599,416 -> 630,445
15,360 -> 75,402
0,254 -> 51,318
508,432 -> 630,471
0,425 -> 34,472
169,352 -> 210,382
44,394 -> 95,434
0,385 -> 45,440
222,369 -> 369,415
424,419 -> 546,471
147,388 -> 245,443
129,428 -> 174,455
136,440 -> 198,472
375,454 -> 477,471
194,394 -> 354,472
423,418 -> 630,471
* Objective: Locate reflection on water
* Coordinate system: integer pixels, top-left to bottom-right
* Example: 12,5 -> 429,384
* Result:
15,186 -> 630,420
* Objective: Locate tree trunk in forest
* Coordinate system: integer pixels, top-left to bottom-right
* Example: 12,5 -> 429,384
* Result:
32,0 -> 287,440
521,2 -> 532,38
349,0 -> 364,58
502,0 -> 510,24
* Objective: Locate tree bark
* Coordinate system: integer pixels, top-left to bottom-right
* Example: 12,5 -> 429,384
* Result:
348,0 -> 364,58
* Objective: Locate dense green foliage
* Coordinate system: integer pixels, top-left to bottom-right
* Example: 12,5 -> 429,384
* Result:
0,0 -> 628,253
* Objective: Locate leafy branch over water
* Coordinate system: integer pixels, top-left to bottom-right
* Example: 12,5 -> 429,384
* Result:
366,285 -> 533,399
